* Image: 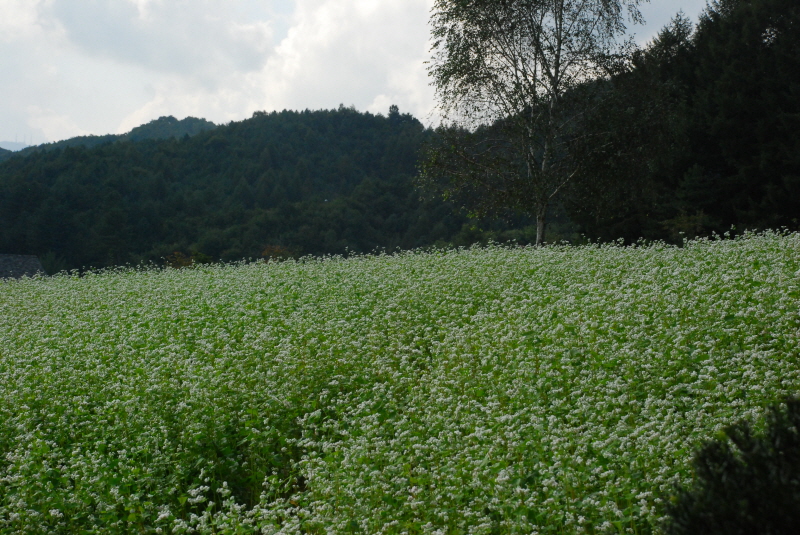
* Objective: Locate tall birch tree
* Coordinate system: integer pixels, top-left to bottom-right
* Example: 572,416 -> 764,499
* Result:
420,0 -> 644,245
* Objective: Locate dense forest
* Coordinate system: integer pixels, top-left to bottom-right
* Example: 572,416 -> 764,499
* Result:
0,107 -> 528,273
0,0 -> 796,273
567,0 -> 800,242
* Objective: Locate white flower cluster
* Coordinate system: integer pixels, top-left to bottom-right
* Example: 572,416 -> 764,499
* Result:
0,231 -> 798,533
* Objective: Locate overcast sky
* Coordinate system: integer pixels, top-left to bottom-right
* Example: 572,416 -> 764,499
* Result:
0,0 -> 709,147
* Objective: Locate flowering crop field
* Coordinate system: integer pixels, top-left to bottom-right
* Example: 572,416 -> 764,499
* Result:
1,232 -> 799,534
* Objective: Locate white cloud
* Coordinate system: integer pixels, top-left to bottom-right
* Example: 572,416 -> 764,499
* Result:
0,0 -> 44,42
116,75 -> 256,132
254,0 -> 435,116
43,0 -> 274,82
117,0 -> 436,133
0,0 -> 707,144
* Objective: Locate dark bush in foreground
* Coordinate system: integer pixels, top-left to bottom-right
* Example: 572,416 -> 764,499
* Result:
665,398 -> 800,535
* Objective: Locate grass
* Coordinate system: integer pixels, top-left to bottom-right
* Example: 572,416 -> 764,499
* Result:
1,231 -> 799,534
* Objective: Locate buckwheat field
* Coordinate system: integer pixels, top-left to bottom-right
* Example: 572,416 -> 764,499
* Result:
1,232 -> 799,534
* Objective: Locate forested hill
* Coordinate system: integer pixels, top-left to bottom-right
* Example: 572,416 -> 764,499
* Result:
0,107 -> 481,273
0,147 -> 11,164
1,0 -> 796,273
10,116 -> 217,158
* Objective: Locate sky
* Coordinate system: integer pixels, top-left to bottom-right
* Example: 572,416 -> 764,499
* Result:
0,0 -> 709,147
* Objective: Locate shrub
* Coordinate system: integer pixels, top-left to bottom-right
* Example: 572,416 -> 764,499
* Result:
665,398 -> 800,535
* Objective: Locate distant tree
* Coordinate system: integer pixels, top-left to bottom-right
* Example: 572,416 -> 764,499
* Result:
420,0 -> 644,245
664,398 -> 800,535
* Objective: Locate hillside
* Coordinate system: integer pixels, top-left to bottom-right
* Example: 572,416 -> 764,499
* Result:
0,107 -> 508,272
11,116 -> 217,158
0,147 -> 11,164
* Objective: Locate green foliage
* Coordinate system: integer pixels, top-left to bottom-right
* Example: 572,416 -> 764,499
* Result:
0,232 -> 799,532
678,0 -> 800,232
38,251 -> 69,275
664,398 -> 800,535
124,115 -> 216,142
563,14 -> 692,243
418,121 -> 534,219
0,107 -> 481,270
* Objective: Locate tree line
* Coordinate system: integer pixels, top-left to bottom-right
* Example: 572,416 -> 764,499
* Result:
574,0 -> 800,243
0,107 -> 523,273
0,0 -> 796,272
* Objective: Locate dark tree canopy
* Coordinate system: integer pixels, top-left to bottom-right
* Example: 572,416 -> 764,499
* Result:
421,0 -> 644,244
679,0 -> 800,233
566,0 -> 800,242
0,107 -> 540,273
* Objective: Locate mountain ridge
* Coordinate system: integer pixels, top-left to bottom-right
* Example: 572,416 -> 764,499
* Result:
10,116 -> 217,159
